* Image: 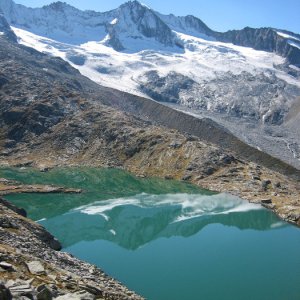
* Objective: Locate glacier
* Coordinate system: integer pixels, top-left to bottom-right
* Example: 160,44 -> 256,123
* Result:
1,0 -> 300,168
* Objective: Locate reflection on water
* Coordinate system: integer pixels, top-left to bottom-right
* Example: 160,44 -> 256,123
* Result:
2,167 -> 300,300
2,167 -> 207,220
41,193 -> 284,250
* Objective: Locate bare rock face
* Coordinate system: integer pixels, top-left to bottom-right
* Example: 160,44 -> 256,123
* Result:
215,27 -> 300,66
0,282 -> 12,300
0,10 -> 17,42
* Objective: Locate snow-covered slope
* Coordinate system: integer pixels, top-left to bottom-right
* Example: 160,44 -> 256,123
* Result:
3,0 -> 300,117
12,24 -> 300,124
0,0 -> 181,51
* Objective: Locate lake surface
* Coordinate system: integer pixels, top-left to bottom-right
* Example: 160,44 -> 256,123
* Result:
2,167 -> 300,300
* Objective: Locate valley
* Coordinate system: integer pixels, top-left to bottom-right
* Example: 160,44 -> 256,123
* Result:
0,1 -> 300,299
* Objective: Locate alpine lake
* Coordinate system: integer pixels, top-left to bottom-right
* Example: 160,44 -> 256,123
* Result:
1,167 -> 300,300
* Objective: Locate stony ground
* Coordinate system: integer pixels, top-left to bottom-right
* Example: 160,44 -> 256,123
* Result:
0,198 -> 144,300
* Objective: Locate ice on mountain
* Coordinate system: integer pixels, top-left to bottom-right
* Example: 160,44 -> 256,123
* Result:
110,18 -> 118,25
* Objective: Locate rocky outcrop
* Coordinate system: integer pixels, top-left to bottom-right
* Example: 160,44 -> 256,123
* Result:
159,10 -> 300,66
0,10 -> 17,42
157,12 -> 215,38
116,1 -> 177,47
215,27 -> 300,66
0,197 -> 144,299
0,177 -> 82,195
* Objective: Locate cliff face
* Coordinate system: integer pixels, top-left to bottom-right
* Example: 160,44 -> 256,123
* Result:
0,11 -> 16,42
215,27 -> 300,66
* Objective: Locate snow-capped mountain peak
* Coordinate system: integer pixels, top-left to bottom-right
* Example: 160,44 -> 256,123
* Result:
0,0 -> 182,51
157,12 -> 215,40
107,0 -> 180,51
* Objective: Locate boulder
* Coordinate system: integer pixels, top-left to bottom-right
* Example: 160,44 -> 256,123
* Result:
37,284 -> 54,300
54,291 -> 95,300
26,261 -> 45,275
0,261 -> 14,271
0,282 -> 12,300
6,280 -> 34,299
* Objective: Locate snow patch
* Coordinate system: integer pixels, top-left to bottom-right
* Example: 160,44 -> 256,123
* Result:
276,31 -> 300,42
140,2 -> 151,9
288,40 -> 300,50
110,18 -> 118,25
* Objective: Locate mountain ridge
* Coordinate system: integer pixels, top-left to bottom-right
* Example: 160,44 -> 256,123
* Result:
0,0 -> 299,63
2,0 -> 300,168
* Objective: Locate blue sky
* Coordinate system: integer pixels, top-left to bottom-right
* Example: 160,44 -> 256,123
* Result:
14,0 -> 300,33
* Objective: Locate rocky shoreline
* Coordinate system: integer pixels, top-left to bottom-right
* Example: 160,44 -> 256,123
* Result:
0,158 -> 299,299
0,196 -> 144,300
0,178 -> 82,196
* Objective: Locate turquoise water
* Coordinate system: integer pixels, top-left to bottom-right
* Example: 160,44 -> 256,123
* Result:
2,167 -> 300,300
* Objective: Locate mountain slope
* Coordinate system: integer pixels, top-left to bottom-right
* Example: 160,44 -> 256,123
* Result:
0,21 -> 299,179
0,9 -> 16,41
216,27 -> 300,66
0,0 -> 182,51
157,10 -> 300,66
0,9 -> 300,227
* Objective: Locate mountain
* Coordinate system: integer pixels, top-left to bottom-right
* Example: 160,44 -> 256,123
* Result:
1,0 -> 299,60
156,12 -> 215,40
216,27 -> 300,66
1,0 -> 299,168
0,0 -> 181,51
159,12 -> 300,66
0,0 -> 300,166
1,20 -> 300,230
